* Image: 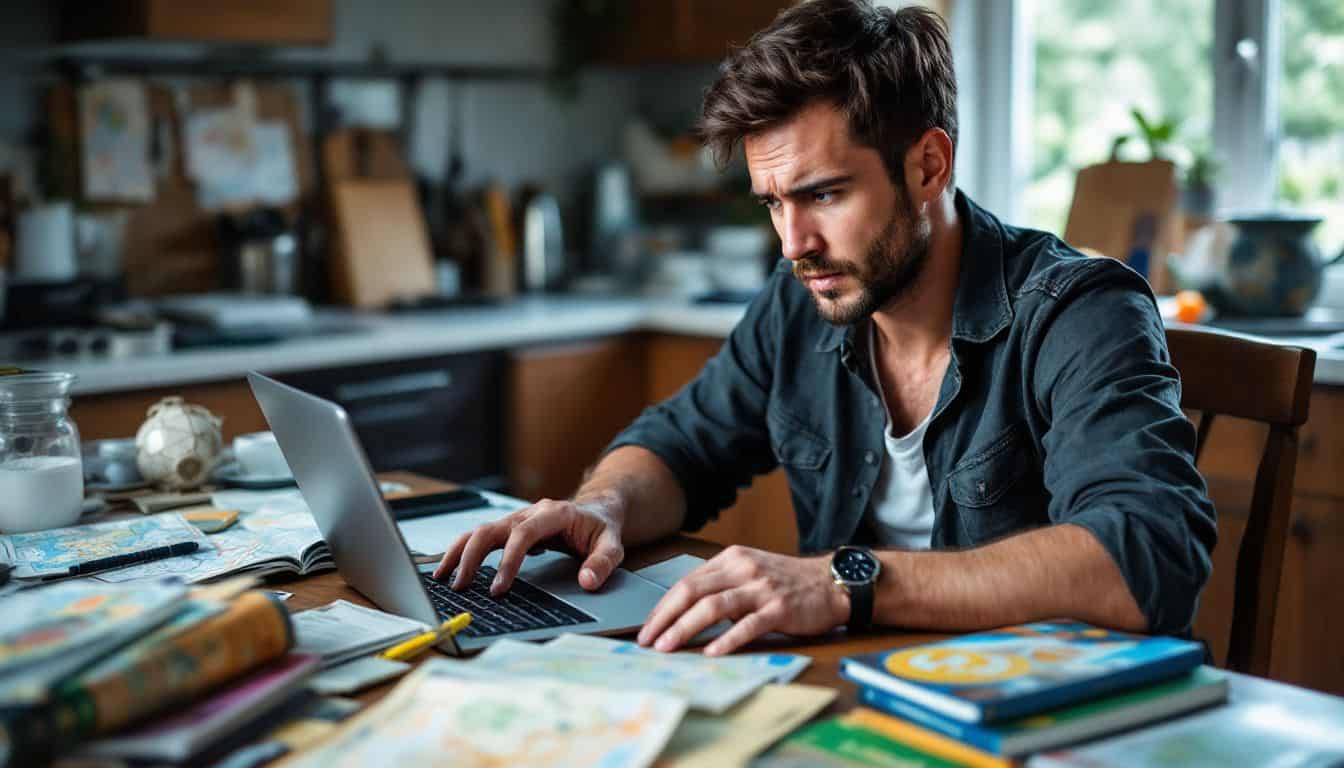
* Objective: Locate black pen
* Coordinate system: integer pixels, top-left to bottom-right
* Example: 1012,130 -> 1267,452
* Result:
66,541 -> 201,576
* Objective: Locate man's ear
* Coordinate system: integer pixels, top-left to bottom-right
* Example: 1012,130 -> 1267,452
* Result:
904,128 -> 954,207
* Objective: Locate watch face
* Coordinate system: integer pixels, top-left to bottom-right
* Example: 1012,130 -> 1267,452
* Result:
832,547 -> 879,585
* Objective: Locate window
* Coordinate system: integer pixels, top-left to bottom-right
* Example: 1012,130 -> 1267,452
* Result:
1277,0 -> 1344,250
1026,0 -> 1214,234
972,0 -> 1343,251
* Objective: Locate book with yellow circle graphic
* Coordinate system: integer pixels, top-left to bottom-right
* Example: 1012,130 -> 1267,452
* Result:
839,621 -> 1203,724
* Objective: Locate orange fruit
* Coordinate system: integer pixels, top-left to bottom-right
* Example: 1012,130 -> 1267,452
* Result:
1174,290 -> 1207,324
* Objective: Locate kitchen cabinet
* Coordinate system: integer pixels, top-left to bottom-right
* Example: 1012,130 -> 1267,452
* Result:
645,334 -> 798,554
281,352 -> 507,489
59,0 -> 332,45
602,0 -> 790,65
508,336 -> 649,502
1191,387 -> 1344,696
73,379 -> 268,444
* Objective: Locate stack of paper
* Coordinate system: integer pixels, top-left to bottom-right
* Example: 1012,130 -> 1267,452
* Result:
0,579 -> 188,706
291,600 -> 429,668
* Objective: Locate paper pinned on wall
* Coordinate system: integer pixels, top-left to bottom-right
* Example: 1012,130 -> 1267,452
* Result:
186,109 -> 297,211
79,79 -> 154,202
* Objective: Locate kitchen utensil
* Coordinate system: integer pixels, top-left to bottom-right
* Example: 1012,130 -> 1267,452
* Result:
330,179 -> 436,308
590,162 -> 640,282
217,208 -> 299,294
521,192 -> 566,292
1220,213 -> 1344,316
1176,213 -> 1344,317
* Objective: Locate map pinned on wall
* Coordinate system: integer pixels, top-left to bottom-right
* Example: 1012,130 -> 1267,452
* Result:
78,79 -> 154,202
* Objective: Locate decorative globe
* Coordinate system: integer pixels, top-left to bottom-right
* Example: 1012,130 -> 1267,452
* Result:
135,397 -> 224,490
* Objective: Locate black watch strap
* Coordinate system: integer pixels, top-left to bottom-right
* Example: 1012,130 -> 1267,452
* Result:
847,580 -> 875,632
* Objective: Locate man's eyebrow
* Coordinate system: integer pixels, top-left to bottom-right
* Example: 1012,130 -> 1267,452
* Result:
752,175 -> 853,199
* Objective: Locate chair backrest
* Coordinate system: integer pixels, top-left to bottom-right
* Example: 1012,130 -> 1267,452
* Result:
1166,326 -> 1316,675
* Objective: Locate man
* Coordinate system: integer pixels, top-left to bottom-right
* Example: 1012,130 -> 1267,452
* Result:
435,0 -> 1216,657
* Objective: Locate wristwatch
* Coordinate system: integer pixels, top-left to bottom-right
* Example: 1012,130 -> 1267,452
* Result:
830,545 -> 881,632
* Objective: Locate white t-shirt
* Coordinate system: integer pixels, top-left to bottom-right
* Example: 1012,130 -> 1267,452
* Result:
865,325 -> 936,549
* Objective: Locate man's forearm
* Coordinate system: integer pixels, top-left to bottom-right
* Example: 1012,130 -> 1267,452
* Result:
874,523 -> 1148,632
572,446 -> 687,547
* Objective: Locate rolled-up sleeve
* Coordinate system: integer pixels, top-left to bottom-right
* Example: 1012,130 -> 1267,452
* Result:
1032,263 -> 1217,635
604,275 -> 786,532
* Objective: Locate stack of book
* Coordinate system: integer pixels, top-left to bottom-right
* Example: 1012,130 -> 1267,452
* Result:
823,621 -> 1228,766
0,577 -> 315,767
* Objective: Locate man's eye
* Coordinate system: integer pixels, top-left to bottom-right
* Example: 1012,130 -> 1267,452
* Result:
760,198 -> 781,211
814,190 -> 836,204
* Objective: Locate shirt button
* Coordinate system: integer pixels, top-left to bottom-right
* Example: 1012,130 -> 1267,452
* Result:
864,450 -> 877,465
871,396 -> 881,408
852,486 -> 864,498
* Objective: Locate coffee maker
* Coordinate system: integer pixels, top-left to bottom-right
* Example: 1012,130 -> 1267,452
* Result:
217,208 -> 298,295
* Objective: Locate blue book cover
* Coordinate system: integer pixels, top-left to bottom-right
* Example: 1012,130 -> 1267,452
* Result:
839,621 -> 1204,724
858,666 -> 1229,756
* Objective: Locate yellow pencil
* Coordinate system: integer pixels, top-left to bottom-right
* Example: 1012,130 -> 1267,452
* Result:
379,612 -> 472,661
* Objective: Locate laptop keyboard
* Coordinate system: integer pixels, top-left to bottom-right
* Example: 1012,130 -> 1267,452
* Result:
421,565 -> 595,638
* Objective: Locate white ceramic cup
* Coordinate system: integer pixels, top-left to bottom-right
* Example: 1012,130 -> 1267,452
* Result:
232,431 -> 290,478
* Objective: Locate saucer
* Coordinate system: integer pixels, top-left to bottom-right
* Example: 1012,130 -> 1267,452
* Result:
212,462 -> 297,490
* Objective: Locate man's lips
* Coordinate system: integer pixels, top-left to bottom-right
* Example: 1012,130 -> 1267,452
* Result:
800,271 -> 846,290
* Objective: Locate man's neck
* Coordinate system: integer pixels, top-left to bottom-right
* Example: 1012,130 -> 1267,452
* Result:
870,192 -> 962,364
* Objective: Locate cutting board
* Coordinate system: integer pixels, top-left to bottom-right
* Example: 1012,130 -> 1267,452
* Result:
329,179 -> 436,308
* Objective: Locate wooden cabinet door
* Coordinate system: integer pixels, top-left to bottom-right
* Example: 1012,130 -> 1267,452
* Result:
61,0 -> 332,44
72,379 -> 268,443
509,337 -> 649,502
645,334 -> 797,554
603,0 -> 790,65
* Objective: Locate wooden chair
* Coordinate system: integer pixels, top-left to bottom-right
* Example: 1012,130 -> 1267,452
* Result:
1166,326 -> 1316,675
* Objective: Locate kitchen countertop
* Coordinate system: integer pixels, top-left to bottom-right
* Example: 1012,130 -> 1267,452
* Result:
16,295 -> 1344,395
34,296 -> 753,396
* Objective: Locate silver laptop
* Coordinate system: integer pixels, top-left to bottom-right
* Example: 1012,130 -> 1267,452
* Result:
248,371 -> 666,654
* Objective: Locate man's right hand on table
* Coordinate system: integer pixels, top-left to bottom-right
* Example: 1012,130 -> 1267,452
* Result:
432,496 -> 626,596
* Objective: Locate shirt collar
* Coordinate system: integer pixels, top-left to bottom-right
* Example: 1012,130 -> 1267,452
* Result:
814,189 -> 1012,353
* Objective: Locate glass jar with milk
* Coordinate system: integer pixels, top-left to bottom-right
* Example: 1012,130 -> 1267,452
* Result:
0,372 -> 84,533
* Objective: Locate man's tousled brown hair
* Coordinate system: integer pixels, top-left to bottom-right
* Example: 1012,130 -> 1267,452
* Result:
699,0 -> 957,183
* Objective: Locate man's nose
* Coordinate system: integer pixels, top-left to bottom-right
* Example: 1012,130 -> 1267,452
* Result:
779,207 -> 821,263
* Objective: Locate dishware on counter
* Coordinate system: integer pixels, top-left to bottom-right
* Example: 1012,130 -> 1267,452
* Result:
705,225 -> 769,293
1177,212 -> 1344,317
0,371 -> 84,533
134,397 -> 224,491
210,462 -> 297,490
231,431 -> 291,479
83,437 -> 148,492
14,202 -> 77,282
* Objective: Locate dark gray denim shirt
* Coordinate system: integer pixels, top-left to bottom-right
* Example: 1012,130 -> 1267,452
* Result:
608,192 -> 1217,635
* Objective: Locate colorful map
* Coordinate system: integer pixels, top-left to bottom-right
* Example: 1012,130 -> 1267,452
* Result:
455,637 -> 779,714
282,666 -> 686,768
2,513 -> 209,579
97,489 -> 329,584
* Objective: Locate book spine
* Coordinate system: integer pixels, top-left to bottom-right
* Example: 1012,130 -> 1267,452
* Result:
845,708 -> 1013,768
0,591 -> 292,767
859,685 -> 1003,754
983,646 -> 1203,722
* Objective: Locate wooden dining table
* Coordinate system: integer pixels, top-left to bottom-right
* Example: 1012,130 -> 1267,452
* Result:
271,471 -> 946,710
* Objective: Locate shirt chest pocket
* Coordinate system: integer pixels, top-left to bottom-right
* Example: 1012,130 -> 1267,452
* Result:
946,422 -> 1038,543
768,405 -> 832,524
